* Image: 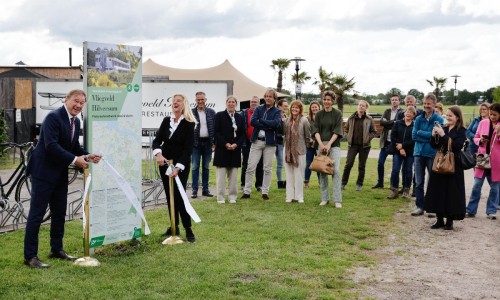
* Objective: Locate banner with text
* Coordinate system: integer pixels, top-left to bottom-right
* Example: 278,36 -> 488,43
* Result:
84,42 -> 143,248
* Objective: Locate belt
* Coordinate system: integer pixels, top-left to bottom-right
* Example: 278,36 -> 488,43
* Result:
256,137 -> 265,141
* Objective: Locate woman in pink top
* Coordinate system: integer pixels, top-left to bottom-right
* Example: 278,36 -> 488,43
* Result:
466,103 -> 500,220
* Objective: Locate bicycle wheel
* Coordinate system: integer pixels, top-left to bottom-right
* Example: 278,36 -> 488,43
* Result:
15,175 -> 51,222
68,166 -> 79,184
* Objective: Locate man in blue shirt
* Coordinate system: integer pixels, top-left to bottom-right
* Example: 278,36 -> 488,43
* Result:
411,93 -> 444,216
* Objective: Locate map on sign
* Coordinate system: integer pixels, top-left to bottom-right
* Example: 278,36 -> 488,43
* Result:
84,41 -> 143,248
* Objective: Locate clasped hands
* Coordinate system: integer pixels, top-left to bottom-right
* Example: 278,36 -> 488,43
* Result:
76,154 -> 103,169
225,143 -> 237,150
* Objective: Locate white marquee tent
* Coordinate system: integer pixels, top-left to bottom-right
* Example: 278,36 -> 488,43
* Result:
143,59 -> 288,101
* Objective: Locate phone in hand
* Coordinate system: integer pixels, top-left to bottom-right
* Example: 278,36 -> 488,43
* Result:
481,134 -> 489,140
434,121 -> 441,127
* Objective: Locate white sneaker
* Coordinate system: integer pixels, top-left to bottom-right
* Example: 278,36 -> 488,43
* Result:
229,199 -> 236,204
298,200 -> 304,203
319,200 -> 329,206
217,200 -> 225,204
487,214 -> 497,220
335,202 -> 342,208
285,199 -> 292,203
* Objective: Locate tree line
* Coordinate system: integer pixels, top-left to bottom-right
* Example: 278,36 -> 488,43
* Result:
270,59 -> 500,108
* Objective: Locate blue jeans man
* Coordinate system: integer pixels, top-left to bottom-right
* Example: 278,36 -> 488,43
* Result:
191,138 -> 212,196
413,156 -> 433,212
374,141 -> 390,187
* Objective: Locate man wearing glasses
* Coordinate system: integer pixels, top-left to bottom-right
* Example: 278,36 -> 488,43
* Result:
191,91 -> 216,198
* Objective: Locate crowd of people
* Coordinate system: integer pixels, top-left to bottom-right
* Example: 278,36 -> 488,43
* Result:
24,87 -> 499,268
150,88 -> 500,243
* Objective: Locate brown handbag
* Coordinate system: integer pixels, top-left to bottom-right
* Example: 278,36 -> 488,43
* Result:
309,150 -> 334,175
432,138 -> 455,174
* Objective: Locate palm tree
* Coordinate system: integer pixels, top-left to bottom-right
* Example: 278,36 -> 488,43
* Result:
328,74 -> 356,112
270,58 -> 291,92
291,71 -> 311,85
426,76 -> 447,99
312,66 -> 331,99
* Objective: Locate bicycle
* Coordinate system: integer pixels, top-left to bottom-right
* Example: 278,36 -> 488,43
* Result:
68,165 -> 83,184
0,142 -> 50,227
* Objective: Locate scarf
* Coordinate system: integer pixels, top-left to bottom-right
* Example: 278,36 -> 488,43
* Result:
285,115 -> 301,167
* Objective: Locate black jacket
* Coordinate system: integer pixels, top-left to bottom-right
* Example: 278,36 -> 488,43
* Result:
390,119 -> 415,156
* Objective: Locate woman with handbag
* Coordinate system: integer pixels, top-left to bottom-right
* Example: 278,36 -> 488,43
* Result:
304,101 -> 321,188
424,106 -> 467,230
387,106 -> 416,199
313,91 -> 344,207
283,100 -> 310,203
466,103 -> 500,220
466,103 -> 490,154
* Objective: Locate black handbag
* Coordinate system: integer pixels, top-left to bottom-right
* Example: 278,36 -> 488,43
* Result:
458,141 -> 476,170
385,142 -> 395,155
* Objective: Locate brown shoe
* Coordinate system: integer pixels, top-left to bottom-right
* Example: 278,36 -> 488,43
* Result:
262,194 -> 269,200
241,193 -> 250,199
387,188 -> 399,199
24,257 -> 50,268
304,181 -> 309,188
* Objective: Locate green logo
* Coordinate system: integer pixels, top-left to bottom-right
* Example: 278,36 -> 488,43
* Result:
133,84 -> 140,92
89,236 -> 105,248
133,227 -> 142,239
126,84 -> 133,92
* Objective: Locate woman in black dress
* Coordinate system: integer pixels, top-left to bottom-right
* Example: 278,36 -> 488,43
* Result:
424,105 -> 466,230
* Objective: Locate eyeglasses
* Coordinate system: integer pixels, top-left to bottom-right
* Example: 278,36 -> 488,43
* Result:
196,99 -> 206,102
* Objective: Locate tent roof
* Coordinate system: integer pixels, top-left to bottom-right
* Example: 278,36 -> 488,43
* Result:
143,59 -> 288,101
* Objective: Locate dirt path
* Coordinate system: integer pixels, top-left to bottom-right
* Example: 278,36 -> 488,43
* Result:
353,168 -> 500,299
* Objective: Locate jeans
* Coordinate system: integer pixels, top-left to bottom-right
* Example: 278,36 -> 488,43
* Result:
414,156 -> 433,209
275,143 -> 284,182
191,139 -> 212,194
318,145 -> 342,203
466,173 -> 500,215
376,141 -> 390,186
390,154 -> 414,189
241,142 -> 263,188
305,147 -> 320,182
244,140 -> 275,195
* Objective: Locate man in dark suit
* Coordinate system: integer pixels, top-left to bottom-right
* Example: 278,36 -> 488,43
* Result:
24,89 -> 102,268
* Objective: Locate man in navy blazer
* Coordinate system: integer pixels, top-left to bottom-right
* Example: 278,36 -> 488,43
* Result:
24,89 -> 102,268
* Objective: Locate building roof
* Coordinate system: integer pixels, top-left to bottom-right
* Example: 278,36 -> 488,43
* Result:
143,59 -> 288,101
0,67 -> 49,78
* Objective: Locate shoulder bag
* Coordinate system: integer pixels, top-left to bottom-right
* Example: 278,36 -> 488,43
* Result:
458,140 -> 476,170
475,135 -> 495,169
432,138 -> 455,174
310,150 -> 334,175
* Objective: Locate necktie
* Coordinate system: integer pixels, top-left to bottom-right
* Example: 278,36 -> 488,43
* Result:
70,117 -> 75,142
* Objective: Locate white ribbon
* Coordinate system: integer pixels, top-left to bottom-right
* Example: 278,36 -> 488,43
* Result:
82,173 -> 92,233
103,159 -> 151,235
166,166 -> 201,223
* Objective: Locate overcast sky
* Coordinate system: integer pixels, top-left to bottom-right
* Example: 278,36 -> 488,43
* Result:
1,0 -> 499,97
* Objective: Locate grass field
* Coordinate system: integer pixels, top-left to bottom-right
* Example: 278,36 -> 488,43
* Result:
0,157 -> 409,299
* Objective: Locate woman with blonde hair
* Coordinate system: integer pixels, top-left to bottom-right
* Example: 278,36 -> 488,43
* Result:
153,93 -> 198,242
283,100 -> 310,203
466,102 -> 490,154
341,100 -> 376,191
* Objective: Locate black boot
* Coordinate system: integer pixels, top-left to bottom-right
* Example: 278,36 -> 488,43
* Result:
185,227 -> 196,243
430,216 -> 445,229
277,181 -> 286,189
161,227 -> 180,237
444,218 -> 454,230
